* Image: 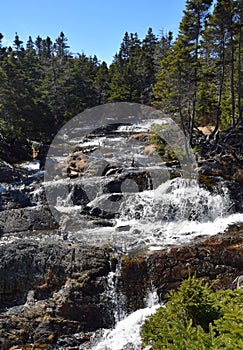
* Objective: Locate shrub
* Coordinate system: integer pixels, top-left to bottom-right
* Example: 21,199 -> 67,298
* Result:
141,276 -> 243,349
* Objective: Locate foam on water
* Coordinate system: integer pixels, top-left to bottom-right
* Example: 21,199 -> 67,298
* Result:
104,177 -> 242,249
18,160 -> 40,171
42,176 -> 243,250
92,293 -> 160,350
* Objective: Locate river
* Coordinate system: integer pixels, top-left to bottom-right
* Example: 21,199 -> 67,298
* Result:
0,103 -> 242,349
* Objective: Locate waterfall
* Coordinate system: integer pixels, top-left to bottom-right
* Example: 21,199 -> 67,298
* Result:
92,291 -> 160,350
87,253 -> 160,350
42,173 -> 243,252
112,177 -> 240,250
106,258 -> 127,324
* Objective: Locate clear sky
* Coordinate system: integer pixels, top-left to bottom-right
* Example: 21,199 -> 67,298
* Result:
1,0 -> 186,65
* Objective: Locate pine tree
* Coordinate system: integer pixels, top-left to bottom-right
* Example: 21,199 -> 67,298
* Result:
140,27 -> 158,104
109,32 -> 142,102
178,0 -> 213,143
94,61 -> 110,104
202,0 -> 238,133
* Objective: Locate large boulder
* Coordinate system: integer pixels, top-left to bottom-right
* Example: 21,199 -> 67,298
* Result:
0,187 -> 33,211
0,205 -> 58,234
0,160 -> 23,183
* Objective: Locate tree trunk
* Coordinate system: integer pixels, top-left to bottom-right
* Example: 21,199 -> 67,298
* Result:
230,26 -> 235,127
236,6 -> 243,125
211,43 -> 225,139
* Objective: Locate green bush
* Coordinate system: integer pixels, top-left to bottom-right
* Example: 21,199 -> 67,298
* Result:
141,276 -> 243,349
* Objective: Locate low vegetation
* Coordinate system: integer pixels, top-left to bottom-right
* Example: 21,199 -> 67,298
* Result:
141,276 -> 243,349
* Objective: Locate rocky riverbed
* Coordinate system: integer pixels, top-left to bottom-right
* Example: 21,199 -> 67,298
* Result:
0,123 -> 242,349
0,225 -> 242,349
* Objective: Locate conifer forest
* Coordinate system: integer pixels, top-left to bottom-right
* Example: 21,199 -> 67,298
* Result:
0,0 -> 242,151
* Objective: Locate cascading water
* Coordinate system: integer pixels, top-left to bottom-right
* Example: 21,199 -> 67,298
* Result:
1,103 -> 242,350
91,289 -> 160,350
106,259 -> 127,324
43,174 -> 241,251
113,177 -> 239,250
42,105 -> 243,252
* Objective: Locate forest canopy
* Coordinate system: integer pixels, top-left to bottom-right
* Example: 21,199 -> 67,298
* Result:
0,0 -> 242,150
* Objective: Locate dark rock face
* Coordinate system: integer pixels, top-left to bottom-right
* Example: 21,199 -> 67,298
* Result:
120,225 -> 243,313
0,241 -> 117,349
104,171 -> 153,194
0,160 -> 23,183
0,187 -> 33,210
0,205 -> 58,234
0,139 -> 32,164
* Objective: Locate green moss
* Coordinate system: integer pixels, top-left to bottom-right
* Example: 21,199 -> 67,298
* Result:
150,133 -> 178,161
198,174 -> 219,192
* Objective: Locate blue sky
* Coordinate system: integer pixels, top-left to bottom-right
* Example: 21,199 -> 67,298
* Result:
1,0 -> 186,65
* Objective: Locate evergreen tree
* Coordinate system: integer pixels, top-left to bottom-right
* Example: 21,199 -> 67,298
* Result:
54,31 -> 69,62
235,0 -> 243,125
155,30 -> 173,69
35,35 -> 43,56
202,0 -> 238,132
178,0 -> 213,143
140,27 -> 158,104
109,32 -> 142,102
94,61 -> 110,104
154,0 -> 213,142
13,32 -> 23,52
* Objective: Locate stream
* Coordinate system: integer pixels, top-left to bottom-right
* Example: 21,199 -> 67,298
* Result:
0,103 -> 242,349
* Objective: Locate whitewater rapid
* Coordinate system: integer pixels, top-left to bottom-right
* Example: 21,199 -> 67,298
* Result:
91,289 -> 160,350
42,176 -> 243,251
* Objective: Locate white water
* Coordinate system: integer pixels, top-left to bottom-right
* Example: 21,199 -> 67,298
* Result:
92,291 -> 160,350
45,176 -> 243,251
18,160 -> 40,171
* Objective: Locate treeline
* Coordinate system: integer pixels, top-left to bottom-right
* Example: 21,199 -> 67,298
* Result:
0,0 -> 242,147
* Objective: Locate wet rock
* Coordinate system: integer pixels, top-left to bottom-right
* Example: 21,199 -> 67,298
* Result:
0,160 -> 23,183
0,187 -> 33,210
0,241 -> 117,349
0,205 -> 58,234
120,225 -> 243,313
70,183 -> 90,206
102,163 -> 123,176
81,205 -> 117,220
86,122 -> 131,138
104,171 -> 153,194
